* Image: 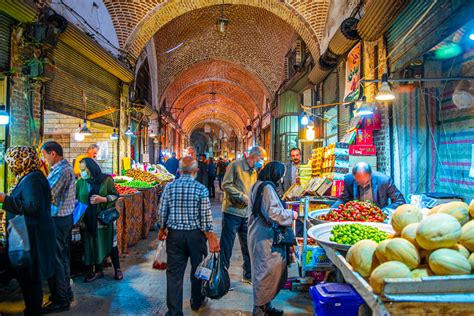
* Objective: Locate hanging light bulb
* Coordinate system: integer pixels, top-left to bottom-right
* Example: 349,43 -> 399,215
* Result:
74,124 -> 85,141
301,114 -> 309,126
355,96 -> 374,116
149,130 -> 156,138
79,119 -> 92,136
306,125 -> 315,141
125,126 -> 134,136
110,128 -> 119,140
375,73 -> 395,101
0,105 -> 9,125
216,0 -> 229,36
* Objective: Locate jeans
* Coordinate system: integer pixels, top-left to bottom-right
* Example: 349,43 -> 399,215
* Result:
208,176 -> 216,198
166,229 -> 208,316
48,214 -> 73,304
219,212 -> 251,279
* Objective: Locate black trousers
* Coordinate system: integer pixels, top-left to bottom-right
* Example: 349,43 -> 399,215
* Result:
208,176 -> 216,198
16,264 -> 42,316
219,212 -> 251,279
166,229 -> 207,316
217,175 -> 224,190
48,214 -> 73,304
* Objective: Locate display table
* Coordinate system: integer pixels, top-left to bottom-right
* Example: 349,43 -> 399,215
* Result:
320,243 -> 474,315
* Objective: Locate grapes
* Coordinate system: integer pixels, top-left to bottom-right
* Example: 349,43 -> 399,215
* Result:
330,224 -> 388,245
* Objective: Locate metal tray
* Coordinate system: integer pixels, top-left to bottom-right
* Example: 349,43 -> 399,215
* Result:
308,208 -> 332,225
307,221 -> 395,251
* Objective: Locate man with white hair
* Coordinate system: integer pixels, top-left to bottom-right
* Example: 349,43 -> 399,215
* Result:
158,156 -> 220,314
220,146 -> 267,284
332,162 -> 406,216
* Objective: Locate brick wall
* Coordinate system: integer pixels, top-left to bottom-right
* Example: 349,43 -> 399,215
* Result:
43,110 -> 118,174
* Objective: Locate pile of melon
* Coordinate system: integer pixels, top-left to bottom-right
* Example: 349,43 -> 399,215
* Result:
346,200 -> 474,294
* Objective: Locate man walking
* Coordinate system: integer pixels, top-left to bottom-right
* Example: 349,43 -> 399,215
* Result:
158,156 -> 220,315
196,154 -> 209,187
220,146 -> 266,284
40,141 -> 76,313
207,157 -> 217,198
164,152 -> 179,176
216,157 -> 227,190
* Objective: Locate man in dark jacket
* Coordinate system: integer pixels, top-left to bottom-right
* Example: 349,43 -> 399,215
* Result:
164,152 -> 179,176
196,154 -> 209,187
217,157 -> 227,190
207,158 -> 217,198
332,162 -> 406,216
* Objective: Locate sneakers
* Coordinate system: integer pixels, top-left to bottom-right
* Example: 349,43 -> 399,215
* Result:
242,277 -> 253,285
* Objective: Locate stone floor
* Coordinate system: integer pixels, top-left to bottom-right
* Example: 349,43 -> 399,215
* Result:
0,190 -> 313,315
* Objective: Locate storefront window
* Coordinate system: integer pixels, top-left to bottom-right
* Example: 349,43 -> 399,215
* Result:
277,115 -> 298,162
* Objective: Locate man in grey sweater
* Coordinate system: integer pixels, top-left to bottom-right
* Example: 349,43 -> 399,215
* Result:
220,146 -> 266,284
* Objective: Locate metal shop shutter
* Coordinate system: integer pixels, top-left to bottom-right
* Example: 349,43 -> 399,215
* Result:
45,41 -> 119,126
0,13 -> 13,73
337,61 -> 351,140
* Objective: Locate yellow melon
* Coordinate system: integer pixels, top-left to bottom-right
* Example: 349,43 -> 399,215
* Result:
401,223 -> 420,248
468,199 -> 474,218
416,214 -> 461,250
391,204 -> 423,234
469,253 -> 474,272
427,204 -> 443,216
459,220 -> 474,251
449,244 -> 470,258
347,240 -> 379,278
438,202 -> 469,225
384,238 -> 420,269
375,239 -> 391,263
411,267 -> 430,279
428,248 -> 471,276
369,261 -> 411,294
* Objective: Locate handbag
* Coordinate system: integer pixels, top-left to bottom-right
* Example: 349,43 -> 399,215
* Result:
255,182 -> 297,247
97,207 -> 120,225
8,215 -> 31,268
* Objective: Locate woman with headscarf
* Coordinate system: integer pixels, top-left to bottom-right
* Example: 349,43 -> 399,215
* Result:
0,146 -> 56,315
76,158 -> 122,282
248,161 -> 297,316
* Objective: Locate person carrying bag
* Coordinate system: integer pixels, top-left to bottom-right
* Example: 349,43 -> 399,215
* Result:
248,161 -> 298,316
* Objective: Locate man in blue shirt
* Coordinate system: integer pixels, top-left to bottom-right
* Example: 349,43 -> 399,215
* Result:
158,156 -> 220,314
41,141 -> 76,313
164,152 -> 179,176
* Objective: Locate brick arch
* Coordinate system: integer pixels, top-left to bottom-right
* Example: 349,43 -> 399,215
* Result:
173,82 -> 256,119
162,59 -> 269,108
116,0 -> 329,63
182,105 -> 245,135
153,5 -> 298,95
176,95 -> 251,123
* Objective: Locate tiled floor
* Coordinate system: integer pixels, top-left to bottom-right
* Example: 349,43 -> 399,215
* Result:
0,191 -> 313,315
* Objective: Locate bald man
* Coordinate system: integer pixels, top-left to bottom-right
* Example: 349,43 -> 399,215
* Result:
332,162 -> 406,216
158,156 -> 220,314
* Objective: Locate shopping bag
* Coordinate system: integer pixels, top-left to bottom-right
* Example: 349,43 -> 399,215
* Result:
73,202 -> 88,225
7,215 -> 31,269
152,240 -> 167,270
201,253 -> 230,300
194,253 -> 214,281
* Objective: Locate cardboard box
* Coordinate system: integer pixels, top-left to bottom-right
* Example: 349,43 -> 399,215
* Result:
349,145 -> 377,156
349,156 -> 377,171
331,180 -> 345,197
355,129 -> 373,145
363,112 -> 382,130
316,178 -> 333,196
295,244 -> 333,270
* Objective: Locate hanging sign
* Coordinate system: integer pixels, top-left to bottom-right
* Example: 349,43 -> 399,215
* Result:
344,43 -> 361,102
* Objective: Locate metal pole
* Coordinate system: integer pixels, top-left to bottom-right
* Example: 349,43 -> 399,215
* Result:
361,77 -> 474,83
302,197 -> 309,276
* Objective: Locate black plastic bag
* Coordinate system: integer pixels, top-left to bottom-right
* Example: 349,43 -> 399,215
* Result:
201,253 -> 230,299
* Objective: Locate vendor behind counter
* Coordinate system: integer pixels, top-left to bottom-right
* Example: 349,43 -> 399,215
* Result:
331,162 -> 406,215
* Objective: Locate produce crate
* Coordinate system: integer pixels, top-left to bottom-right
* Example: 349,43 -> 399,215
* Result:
320,244 -> 474,315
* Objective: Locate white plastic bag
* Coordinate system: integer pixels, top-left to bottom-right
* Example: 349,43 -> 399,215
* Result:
152,240 -> 167,270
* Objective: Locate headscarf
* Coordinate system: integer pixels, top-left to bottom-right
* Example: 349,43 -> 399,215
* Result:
252,161 -> 286,218
5,146 -> 42,181
81,158 -> 110,237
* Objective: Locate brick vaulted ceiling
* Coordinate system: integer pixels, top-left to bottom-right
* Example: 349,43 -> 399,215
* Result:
101,1 -> 330,136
